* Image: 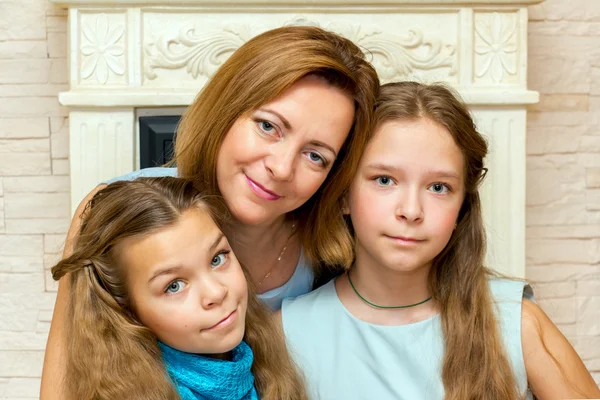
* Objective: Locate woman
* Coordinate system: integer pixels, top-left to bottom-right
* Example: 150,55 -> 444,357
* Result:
41,25 -> 379,398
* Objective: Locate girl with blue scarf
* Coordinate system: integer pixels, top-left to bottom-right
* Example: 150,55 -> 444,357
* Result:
51,177 -> 307,400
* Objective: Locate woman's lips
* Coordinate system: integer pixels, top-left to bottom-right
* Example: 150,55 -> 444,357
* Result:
386,235 -> 424,245
245,176 -> 281,200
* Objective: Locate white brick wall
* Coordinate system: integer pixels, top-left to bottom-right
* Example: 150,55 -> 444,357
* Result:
0,0 -> 597,398
0,1 -> 68,398
527,0 -> 600,385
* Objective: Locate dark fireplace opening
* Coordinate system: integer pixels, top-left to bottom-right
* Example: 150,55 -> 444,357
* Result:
139,115 -> 180,169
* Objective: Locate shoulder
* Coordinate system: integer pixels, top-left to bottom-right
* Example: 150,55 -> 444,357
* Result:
281,279 -> 336,330
102,167 -> 178,185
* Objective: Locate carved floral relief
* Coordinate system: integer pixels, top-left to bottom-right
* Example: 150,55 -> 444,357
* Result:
80,13 -> 126,85
474,12 -> 519,84
143,16 -> 457,84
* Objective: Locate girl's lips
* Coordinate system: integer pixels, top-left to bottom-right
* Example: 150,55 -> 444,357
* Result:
386,235 -> 424,245
205,310 -> 237,331
245,176 -> 281,200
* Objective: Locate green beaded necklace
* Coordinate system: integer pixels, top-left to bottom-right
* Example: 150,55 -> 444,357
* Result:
347,272 -> 433,309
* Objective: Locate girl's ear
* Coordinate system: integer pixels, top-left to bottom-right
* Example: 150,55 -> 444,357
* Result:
341,195 -> 350,215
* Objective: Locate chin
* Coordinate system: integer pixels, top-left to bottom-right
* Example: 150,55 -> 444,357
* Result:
211,328 -> 246,354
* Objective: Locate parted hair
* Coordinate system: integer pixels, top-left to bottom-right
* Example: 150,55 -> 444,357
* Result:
373,82 -> 520,400
51,177 -> 307,400
174,25 -> 380,277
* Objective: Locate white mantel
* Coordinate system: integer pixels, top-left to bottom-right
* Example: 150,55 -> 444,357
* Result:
53,0 -> 542,278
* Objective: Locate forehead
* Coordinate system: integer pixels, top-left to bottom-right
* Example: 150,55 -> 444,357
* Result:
119,208 -> 219,281
260,75 -> 354,133
362,118 -> 464,174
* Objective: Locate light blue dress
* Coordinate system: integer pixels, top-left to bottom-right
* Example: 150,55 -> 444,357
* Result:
103,167 -> 314,310
282,277 -> 534,400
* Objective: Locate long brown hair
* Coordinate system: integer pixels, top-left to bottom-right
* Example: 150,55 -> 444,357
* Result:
51,177 -> 306,400
374,82 -> 520,400
174,26 -> 379,275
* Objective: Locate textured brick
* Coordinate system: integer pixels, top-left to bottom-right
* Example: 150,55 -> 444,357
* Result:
2,377 -> 41,398
0,118 -> 48,139
537,297 -> 578,324
51,159 -> 69,175
587,168 -> 600,188
4,192 -> 70,219
46,16 -> 67,33
577,296 -> 600,336
580,136 -> 600,151
527,126 -> 586,155
0,0 -> 46,41
0,138 -> 49,153
528,55 -> 590,94
0,153 -> 50,176
0,83 -> 70,98
527,239 -> 600,265
527,225 -> 600,239
0,351 -> 43,377
43,253 -> 61,270
0,60 -> 51,84
0,97 -> 67,117
5,218 -> 69,234
528,94 -> 590,112
587,189 -> 600,211
49,58 -> 68,84
4,176 -> 69,193
43,234 -> 65,254
531,281 -> 577,299
526,168 -> 584,206
578,280 -> 600,297
47,32 -> 67,58
50,130 -> 68,159
0,256 -> 43,273
527,265 -> 600,283
539,0 -> 600,21
0,41 -> 47,59
529,21 -> 600,36
0,235 -> 42,256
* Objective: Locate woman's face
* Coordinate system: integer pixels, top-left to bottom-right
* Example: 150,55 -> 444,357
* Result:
216,75 -> 355,226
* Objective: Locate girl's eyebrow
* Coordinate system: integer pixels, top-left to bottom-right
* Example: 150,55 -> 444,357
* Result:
148,266 -> 182,284
147,232 -> 225,284
365,163 -> 460,180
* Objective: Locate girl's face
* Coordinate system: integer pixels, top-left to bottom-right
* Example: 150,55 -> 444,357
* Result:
122,207 -> 248,355
216,74 -> 355,226
348,117 -> 465,274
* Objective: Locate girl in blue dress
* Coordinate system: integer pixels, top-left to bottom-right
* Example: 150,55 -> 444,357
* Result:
281,82 -> 600,400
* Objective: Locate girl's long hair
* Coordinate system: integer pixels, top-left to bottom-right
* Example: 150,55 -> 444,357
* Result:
374,82 -> 520,400
51,177 -> 306,400
174,26 -> 379,276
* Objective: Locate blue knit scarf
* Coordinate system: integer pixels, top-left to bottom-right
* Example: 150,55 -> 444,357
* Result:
159,341 -> 259,400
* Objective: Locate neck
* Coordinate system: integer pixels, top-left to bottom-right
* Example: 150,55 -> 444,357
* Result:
351,254 -> 432,308
223,216 -> 298,289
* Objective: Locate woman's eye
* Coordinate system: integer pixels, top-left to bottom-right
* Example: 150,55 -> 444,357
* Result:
307,152 -> 325,166
375,176 -> 394,186
429,183 -> 450,194
165,280 -> 186,294
259,120 -> 275,133
211,251 -> 230,268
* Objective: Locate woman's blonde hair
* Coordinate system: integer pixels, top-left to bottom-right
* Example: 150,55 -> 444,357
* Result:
174,26 -> 379,277
373,82 -> 520,400
51,177 -> 307,400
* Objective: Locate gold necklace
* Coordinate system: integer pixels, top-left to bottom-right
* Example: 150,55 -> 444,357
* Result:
257,222 -> 296,286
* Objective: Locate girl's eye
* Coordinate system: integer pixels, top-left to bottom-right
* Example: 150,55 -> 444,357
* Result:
211,251 -> 230,268
429,183 -> 450,194
375,176 -> 394,186
165,280 -> 186,294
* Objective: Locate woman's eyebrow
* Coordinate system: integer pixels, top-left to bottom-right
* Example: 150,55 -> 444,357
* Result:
258,108 -> 291,130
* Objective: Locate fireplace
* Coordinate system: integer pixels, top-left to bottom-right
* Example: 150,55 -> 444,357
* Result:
53,0 -> 542,277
